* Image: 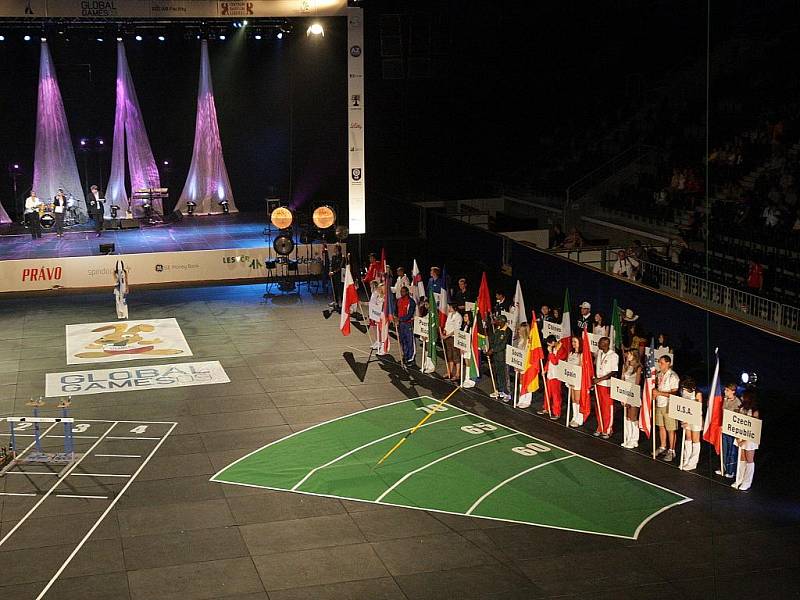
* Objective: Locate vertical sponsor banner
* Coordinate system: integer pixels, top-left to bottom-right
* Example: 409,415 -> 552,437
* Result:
347,7 -> 366,234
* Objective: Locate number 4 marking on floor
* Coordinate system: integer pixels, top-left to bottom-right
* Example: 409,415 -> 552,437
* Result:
130,425 -> 148,434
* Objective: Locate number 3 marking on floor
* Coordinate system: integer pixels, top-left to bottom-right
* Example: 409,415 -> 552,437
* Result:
461,422 -> 497,434
130,425 -> 148,434
73,424 -> 90,433
512,442 -> 551,456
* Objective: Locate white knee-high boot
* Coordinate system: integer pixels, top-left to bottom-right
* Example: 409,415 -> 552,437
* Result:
739,462 -> 755,491
731,460 -> 747,489
621,420 -> 630,447
629,420 -> 639,449
686,442 -> 700,470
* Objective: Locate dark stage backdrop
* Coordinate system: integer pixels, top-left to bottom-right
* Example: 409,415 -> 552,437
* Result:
0,18 -> 347,218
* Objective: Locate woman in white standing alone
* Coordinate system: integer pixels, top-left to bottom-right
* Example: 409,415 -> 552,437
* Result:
732,390 -> 759,491
620,350 -> 642,448
678,376 -> 703,470
113,260 -> 129,319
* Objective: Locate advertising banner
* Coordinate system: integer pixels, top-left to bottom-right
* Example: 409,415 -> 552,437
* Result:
347,6 -> 365,233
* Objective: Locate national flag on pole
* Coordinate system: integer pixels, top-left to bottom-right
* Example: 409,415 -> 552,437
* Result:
426,287 -> 438,368
339,265 -> 359,336
477,272 -> 492,322
560,289 -> 572,346
639,337 -> 656,438
520,310 -> 543,394
467,304 -> 480,380
378,274 -> 393,354
378,248 -> 387,278
411,259 -> 425,308
438,266 -> 449,329
510,280 -> 527,345
579,328 -> 594,419
610,299 -> 622,351
703,347 -> 723,454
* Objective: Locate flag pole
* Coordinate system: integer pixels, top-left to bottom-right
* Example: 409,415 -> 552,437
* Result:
540,359 -> 550,414
486,353 -> 498,395
593,384 -> 604,434
565,389 -> 572,427
513,369 -> 519,408
375,386 -> 462,467
439,327 -> 452,379
719,431 -> 725,476
680,427 -> 687,470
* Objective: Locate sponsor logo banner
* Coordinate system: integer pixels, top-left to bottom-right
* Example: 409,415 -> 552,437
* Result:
347,6 -> 365,234
46,360 -> 229,397
66,318 -> 192,365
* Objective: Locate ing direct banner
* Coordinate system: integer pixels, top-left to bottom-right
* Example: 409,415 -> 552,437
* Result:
347,7 -> 365,234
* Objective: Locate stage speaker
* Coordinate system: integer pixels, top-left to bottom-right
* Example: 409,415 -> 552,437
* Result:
167,209 -> 183,223
120,218 -> 139,229
99,243 -> 115,255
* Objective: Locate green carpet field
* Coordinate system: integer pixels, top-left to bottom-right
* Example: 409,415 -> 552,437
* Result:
212,397 -> 691,539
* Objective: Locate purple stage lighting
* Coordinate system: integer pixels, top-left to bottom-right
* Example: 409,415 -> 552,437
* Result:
175,40 -> 236,215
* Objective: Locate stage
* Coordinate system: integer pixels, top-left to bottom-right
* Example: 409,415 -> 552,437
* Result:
0,213 -> 342,295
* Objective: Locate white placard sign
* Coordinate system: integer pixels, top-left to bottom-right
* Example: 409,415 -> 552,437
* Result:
65,318 -> 192,365
556,361 -> 581,389
464,301 -> 476,312
45,361 -> 230,397
589,333 -> 602,353
610,377 -> 641,407
722,409 -> 762,445
454,330 -> 470,353
368,304 -> 382,323
542,321 -> 563,340
668,394 -> 703,427
414,316 -> 429,340
505,345 -> 525,371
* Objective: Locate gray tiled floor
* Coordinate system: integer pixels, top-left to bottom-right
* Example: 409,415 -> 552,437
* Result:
0,284 -> 796,599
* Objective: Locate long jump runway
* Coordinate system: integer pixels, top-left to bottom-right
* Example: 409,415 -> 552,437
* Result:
0,419 -> 177,600
213,397 -> 691,540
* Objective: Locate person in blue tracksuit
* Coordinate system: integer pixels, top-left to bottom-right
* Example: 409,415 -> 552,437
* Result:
395,286 -> 417,365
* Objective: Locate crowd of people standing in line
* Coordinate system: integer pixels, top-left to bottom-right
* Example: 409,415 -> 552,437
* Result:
334,252 -> 761,493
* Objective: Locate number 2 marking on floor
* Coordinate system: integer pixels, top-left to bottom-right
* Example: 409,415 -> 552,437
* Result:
129,425 -> 148,434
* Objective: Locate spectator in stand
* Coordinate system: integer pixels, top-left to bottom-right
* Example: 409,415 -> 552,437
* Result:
442,303 -> 462,381
747,260 -> 764,293
612,250 -> 639,279
667,234 -> 687,264
628,240 -> 645,263
732,389 -> 759,491
653,355 -> 680,462
620,349 -> 642,449
592,337 -> 619,438
493,290 -> 511,317
563,228 -> 585,249
576,301 -> 592,331
716,383 -> 741,479
542,335 -> 566,419
451,277 -> 473,312
551,224 -> 566,248
669,168 -> 681,190
593,312 -> 609,339
678,376 -> 703,471
552,307 -> 562,324
566,334 -> 584,427
762,203 -> 781,228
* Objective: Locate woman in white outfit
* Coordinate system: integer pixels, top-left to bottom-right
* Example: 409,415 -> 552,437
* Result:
678,376 -> 703,470
732,390 -> 759,491
113,260 -> 129,319
620,350 -> 642,448
368,281 -> 381,350
567,335 -> 584,427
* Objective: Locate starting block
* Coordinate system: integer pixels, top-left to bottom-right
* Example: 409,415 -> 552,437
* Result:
0,401 -> 82,477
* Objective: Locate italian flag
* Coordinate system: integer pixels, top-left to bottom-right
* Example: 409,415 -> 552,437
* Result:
339,265 -> 359,336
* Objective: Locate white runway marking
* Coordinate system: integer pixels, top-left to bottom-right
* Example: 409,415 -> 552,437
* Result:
107,436 -> 161,440
0,492 -> 37,497
4,471 -> 59,476
95,454 -> 142,458
55,494 -> 108,500
72,473 -> 131,478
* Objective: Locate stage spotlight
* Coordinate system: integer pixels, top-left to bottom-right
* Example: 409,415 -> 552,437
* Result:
40,36 -> 46,42
277,32 -> 283,39
96,37 -> 104,42
24,35 -> 31,41
135,35 -> 143,41
255,34 -> 262,40
219,200 -> 230,214
0,36 -> 5,42
80,139 -> 87,147
163,160 -> 169,166
158,35 -> 165,41
307,23 -> 324,36
110,205 -> 119,218
186,201 -> 196,215
242,20 -> 248,26
219,34 -> 226,40
116,36 -> 122,41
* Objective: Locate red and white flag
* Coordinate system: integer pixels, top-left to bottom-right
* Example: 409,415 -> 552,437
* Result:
339,265 -> 359,336
703,348 -> 723,454
560,288 -> 572,346
411,259 -> 425,304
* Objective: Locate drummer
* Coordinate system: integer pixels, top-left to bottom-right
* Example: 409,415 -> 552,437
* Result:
24,191 -> 43,240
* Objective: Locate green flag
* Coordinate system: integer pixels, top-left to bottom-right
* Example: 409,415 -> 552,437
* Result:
467,304 -> 480,379
610,299 -> 622,350
427,287 -> 438,367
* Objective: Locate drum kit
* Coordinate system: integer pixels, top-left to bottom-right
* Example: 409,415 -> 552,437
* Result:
264,202 -> 342,296
35,194 -> 80,230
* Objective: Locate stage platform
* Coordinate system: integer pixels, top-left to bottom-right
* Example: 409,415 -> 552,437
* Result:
0,213 -> 341,295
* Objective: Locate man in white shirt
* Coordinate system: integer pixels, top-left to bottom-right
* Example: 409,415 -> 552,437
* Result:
653,355 -> 680,461
612,250 -> 639,279
24,191 -> 43,240
391,266 -> 411,300
592,337 -> 619,438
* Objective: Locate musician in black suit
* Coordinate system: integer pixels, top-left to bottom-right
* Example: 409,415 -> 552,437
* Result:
87,185 -> 104,236
53,188 -> 66,237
